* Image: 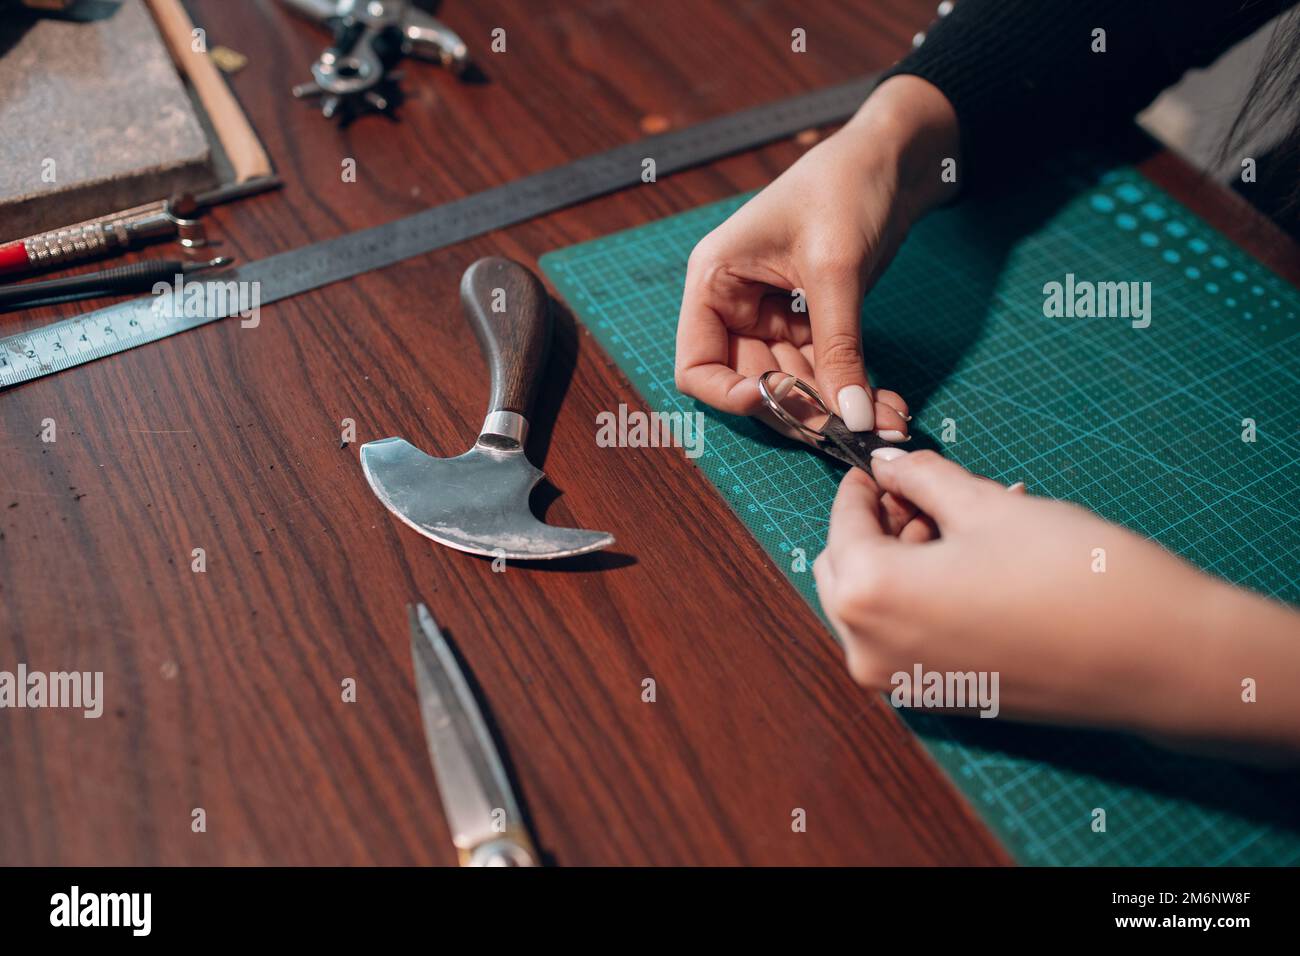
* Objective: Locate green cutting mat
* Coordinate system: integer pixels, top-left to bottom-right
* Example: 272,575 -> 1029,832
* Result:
540,165 -> 1300,866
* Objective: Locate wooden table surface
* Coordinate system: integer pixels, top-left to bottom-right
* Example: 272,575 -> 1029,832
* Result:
3,0 -> 1296,867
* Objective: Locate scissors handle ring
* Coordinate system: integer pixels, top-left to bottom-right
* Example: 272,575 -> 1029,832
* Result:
757,370 -> 829,443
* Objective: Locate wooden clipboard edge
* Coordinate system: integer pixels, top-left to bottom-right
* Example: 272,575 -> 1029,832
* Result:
145,0 -> 274,183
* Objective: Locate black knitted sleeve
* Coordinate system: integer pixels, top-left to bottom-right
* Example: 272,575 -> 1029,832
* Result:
880,0 -> 1293,191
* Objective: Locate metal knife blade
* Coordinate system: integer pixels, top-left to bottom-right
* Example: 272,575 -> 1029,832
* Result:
408,603 -> 538,866
818,414 -> 892,472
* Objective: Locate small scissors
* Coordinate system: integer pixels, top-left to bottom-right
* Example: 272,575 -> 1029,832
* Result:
757,370 -> 891,472
409,603 -> 539,866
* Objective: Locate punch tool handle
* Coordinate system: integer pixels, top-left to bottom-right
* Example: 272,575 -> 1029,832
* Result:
0,258 -> 231,311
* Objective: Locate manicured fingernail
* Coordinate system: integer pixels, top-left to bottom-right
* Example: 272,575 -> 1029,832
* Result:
771,373 -> 796,400
870,447 -> 908,462
877,429 -> 909,443
1007,481 -> 1026,493
836,385 -> 874,431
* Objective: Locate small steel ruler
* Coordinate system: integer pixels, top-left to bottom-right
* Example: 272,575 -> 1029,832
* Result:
0,74 -> 878,389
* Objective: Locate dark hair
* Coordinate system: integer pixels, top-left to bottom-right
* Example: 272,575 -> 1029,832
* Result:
1220,7 -> 1300,220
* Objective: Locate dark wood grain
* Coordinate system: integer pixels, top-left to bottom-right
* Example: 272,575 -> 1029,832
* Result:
460,257 -> 552,422
2,0 -> 1294,867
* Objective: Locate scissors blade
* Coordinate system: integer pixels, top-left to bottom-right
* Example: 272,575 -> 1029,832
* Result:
818,415 -> 891,473
408,603 -> 535,864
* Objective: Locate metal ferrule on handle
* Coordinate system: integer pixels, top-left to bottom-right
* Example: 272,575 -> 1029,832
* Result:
480,410 -> 527,445
22,222 -> 126,269
464,837 -> 538,867
18,206 -> 192,271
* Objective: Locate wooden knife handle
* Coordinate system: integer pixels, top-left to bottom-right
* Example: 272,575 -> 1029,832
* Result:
460,257 -> 552,421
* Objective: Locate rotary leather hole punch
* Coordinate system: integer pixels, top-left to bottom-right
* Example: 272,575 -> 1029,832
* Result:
282,0 -> 471,121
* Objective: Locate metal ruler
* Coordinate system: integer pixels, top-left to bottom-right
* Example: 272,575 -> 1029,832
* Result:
0,74 -> 878,389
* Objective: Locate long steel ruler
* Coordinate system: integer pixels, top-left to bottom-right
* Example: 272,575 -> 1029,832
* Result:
0,74 -> 878,389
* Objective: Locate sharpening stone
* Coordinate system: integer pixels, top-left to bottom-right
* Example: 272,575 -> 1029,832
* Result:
0,0 -> 213,241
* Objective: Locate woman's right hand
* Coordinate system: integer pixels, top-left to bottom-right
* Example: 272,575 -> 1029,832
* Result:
674,75 -> 962,436
817,451 -> 1300,758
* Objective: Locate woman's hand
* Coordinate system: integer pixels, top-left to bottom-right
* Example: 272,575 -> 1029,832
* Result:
817,449 -> 1300,757
674,76 -> 960,436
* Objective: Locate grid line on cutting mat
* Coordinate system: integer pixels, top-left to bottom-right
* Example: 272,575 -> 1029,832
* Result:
540,165 -> 1300,865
